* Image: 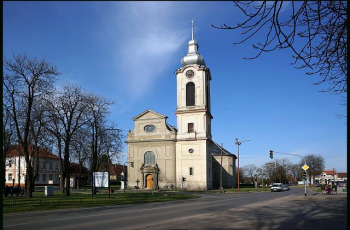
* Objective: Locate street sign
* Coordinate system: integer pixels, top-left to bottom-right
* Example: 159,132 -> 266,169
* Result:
302,164 -> 309,171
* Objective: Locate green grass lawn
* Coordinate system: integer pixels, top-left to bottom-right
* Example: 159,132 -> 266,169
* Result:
3,189 -> 197,213
4,185 -> 301,213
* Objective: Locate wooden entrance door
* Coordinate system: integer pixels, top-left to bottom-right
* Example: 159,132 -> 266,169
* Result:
146,174 -> 153,188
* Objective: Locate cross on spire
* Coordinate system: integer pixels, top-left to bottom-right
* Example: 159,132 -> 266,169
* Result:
190,19 -> 195,40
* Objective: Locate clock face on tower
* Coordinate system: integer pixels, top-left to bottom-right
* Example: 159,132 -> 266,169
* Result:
185,70 -> 195,78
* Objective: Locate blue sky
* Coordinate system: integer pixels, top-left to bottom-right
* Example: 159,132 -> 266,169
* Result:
4,1 -> 347,172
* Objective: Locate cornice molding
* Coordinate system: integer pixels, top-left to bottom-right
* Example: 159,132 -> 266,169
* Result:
175,108 -> 213,119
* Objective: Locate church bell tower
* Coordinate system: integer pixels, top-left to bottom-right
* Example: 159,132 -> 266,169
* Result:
174,20 -> 213,190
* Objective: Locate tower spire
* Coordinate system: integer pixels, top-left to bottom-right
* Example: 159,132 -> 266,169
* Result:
191,19 -> 195,40
181,20 -> 206,67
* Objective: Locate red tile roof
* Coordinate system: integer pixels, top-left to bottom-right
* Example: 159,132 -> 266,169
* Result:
6,144 -> 59,160
96,164 -> 127,175
323,170 -> 337,175
337,173 -> 347,178
109,164 -> 127,176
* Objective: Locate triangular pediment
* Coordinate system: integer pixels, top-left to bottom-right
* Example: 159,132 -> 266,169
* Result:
132,109 -> 168,121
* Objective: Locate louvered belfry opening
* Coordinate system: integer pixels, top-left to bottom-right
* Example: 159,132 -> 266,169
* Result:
186,82 -> 195,106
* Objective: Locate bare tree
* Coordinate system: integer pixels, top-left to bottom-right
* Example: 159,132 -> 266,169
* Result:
84,94 -> 123,174
264,160 -> 281,183
3,87 -> 18,185
242,164 -> 258,184
44,84 -> 90,196
3,53 -> 59,197
263,159 -> 289,183
70,130 -> 90,189
290,163 -> 302,184
212,1 -> 347,97
28,94 -> 53,191
43,100 -> 66,193
99,123 -> 124,182
2,106 -> 17,187
300,154 -> 325,185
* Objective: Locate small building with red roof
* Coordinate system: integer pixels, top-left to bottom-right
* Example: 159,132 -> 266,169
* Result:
5,145 -> 60,186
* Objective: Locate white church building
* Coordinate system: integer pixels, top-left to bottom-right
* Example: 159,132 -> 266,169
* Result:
126,22 -> 237,190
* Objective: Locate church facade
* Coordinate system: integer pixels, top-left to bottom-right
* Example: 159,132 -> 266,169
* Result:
126,22 -> 236,190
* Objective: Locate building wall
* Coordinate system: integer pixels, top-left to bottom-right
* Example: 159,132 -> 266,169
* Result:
5,156 -> 60,186
175,65 -> 212,141
176,65 -> 209,111
128,141 -> 176,189
212,155 -> 235,187
175,140 -> 211,190
127,110 -> 177,189
206,143 -> 213,188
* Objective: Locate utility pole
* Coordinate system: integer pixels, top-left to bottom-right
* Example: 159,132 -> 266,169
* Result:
220,143 -> 223,193
235,138 -> 250,191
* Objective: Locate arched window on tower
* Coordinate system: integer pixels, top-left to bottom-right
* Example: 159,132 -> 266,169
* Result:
186,82 -> 195,106
144,151 -> 155,166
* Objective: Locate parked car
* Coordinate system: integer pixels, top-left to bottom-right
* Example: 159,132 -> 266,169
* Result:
271,183 -> 283,192
282,184 -> 289,191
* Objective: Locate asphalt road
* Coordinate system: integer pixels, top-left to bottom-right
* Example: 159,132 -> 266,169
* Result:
3,187 -> 347,230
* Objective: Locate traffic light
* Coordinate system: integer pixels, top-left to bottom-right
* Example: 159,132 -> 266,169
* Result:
303,171 -> 307,180
130,162 -> 134,168
182,177 -> 186,182
269,150 -> 274,159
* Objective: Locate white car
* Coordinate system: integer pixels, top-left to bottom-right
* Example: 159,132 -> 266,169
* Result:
271,183 -> 283,192
282,184 -> 289,191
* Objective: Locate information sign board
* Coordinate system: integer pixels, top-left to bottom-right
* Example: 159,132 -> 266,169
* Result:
93,172 -> 109,187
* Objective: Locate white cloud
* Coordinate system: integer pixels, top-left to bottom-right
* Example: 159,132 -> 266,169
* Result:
107,2 -> 189,100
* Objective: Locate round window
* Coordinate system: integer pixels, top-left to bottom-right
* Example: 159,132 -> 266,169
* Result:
144,125 -> 155,132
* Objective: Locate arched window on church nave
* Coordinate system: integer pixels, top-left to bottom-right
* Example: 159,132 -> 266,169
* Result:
186,82 -> 195,106
144,151 -> 155,166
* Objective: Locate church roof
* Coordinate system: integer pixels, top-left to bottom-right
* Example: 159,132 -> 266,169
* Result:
132,109 -> 168,121
212,141 -> 236,158
165,122 -> 177,132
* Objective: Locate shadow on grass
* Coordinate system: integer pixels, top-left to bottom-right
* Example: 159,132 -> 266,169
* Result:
3,191 -> 198,213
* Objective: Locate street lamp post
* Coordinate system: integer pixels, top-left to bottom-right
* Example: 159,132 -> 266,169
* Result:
235,138 -> 250,191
